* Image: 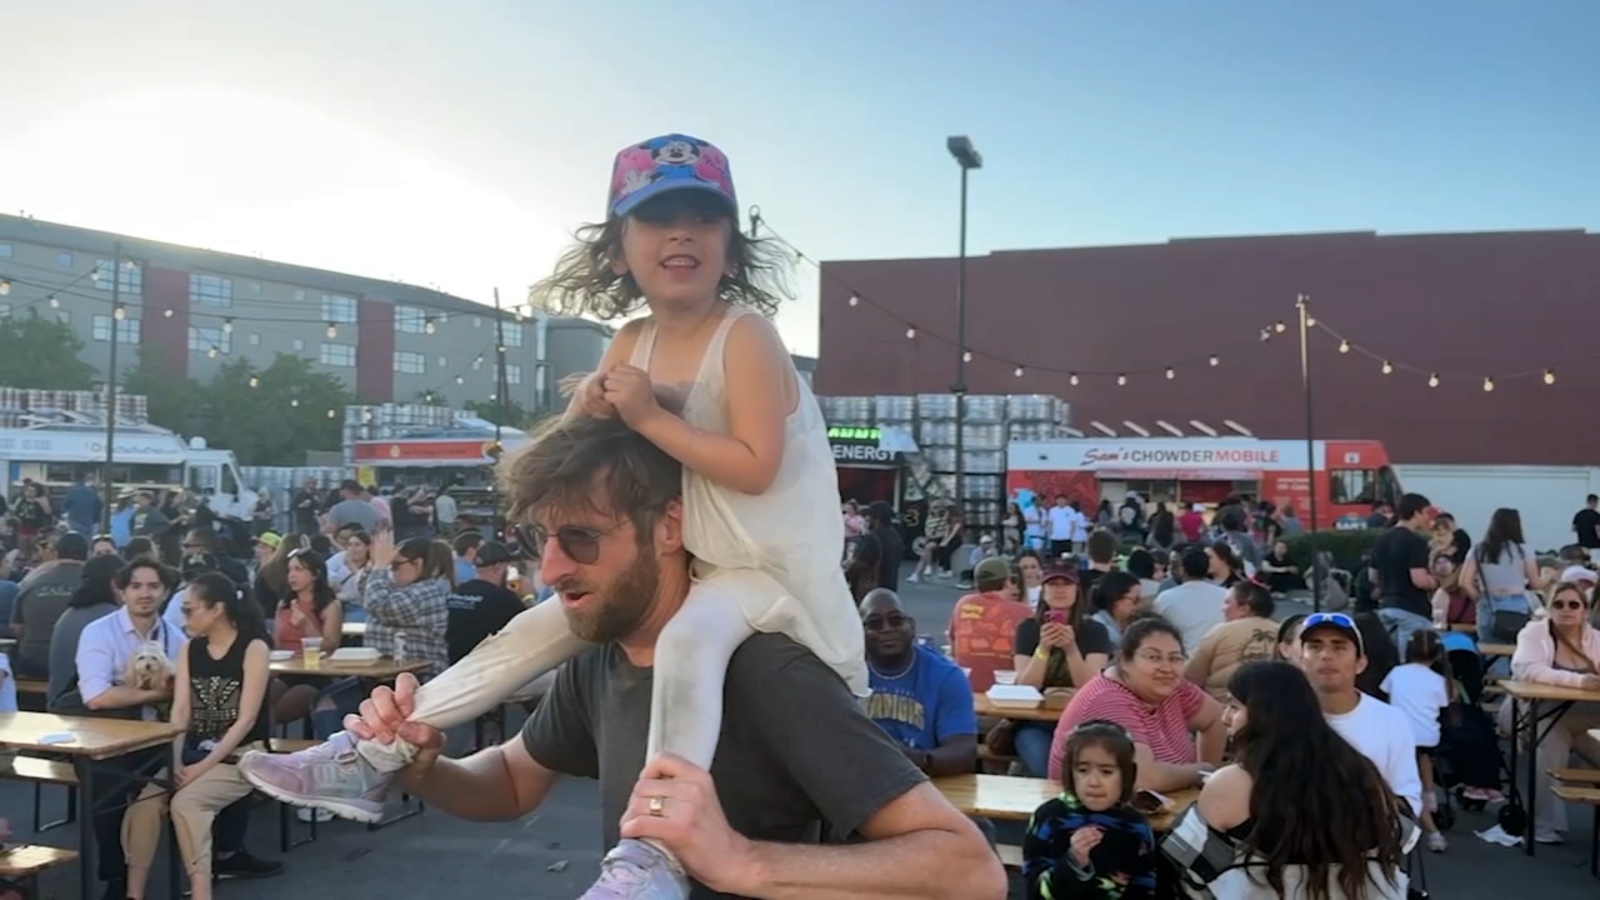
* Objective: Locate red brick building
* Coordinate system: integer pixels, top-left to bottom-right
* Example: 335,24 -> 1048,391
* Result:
814,229 -> 1600,466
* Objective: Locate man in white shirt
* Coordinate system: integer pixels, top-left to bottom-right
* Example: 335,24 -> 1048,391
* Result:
1046,495 -> 1076,559
1153,547 -> 1228,656
1299,612 -> 1423,814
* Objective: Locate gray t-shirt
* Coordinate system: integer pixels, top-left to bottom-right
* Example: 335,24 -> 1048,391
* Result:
327,498 -> 379,534
521,633 -> 926,900
46,602 -> 117,710
1475,542 -> 1530,596
10,560 -> 85,676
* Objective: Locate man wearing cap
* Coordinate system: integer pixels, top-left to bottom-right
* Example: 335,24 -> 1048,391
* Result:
1298,612 -> 1422,813
947,557 -> 1031,692
10,532 -> 88,678
445,541 -> 527,665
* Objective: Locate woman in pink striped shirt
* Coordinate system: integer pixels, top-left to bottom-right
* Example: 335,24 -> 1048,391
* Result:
1048,617 -> 1226,792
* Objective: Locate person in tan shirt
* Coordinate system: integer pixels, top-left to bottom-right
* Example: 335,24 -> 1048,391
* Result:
1186,579 -> 1279,701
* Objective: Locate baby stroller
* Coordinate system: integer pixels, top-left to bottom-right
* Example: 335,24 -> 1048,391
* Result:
1431,638 -> 1509,830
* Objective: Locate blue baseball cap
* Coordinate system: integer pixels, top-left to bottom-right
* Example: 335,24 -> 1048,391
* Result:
607,134 -> 737,219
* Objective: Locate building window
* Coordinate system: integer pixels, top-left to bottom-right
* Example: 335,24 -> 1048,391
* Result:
535,365 -> 547,396
190,273 -> 234,308
293,289 -> 306,302
393,350 -> 426,374
437,355 -> 448,368
56,251 -> 74,269
92,314 -> 141,343
320,342 -> 357,367
251,282 -> 262,295
535,319 -> 548,359
292,338 -> 305,351
188,326 -> 231,354
473,316 -> 482,328
248,333 -> 262,346
501,322 -> 524,348
322,294 -> 357,323
506,363 -> 523,385
0,243 -> 12,258
394,305 -> 426,334
95,260 -> 143,295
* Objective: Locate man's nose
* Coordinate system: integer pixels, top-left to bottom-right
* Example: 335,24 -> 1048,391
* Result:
539,540 -> 577,585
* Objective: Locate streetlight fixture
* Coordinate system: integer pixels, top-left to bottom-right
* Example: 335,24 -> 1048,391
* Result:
946,135 -> 982,518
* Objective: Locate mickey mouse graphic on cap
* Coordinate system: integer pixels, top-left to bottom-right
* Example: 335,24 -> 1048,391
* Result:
608,133 -> 737,218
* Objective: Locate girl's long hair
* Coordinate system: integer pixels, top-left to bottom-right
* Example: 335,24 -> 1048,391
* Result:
189,571 -> 271,646
1480,507 -> 1525,565
282,549 -> 337,616
70,555 -> 125,609
526,195 -> 792,320
1227,661 -> 1405,900
260,532 -> 310,597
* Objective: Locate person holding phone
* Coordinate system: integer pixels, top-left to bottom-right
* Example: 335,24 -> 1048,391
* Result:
1009,560 -> 1112,777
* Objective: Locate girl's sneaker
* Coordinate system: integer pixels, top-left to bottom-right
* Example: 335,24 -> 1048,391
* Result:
1425,831 -> 1447,853
238,732 -> 394,823
578,839 -> 689,900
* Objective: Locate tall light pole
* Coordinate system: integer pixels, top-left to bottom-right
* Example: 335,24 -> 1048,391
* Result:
101,242 -> 123,532
946,136 -> 982,516
492,287 -> 508,537
1297,293 -> 1322,611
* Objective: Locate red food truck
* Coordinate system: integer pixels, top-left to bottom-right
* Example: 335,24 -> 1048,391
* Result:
1005,437 -> 1401,530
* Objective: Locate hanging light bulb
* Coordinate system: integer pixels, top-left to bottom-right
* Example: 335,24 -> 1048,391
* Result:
472,356 -> 483,370
164,309 -> 174,318
1117,374 -> 1128,386
962,350 -> 972,363
1306,317 -> 1317,327
455,375 -> 465,385
248,375 -> 260,389
91,267 -> 102,285
1381,361 -> 1393,375
0,280 -> 9,296
222,318 -> 234,334
326,409 -> 337,419
1544,369 -> 1556,385
1165,368 -> 1175,380
1482,377 -> 1495,393
1208,355 -> 1219,367
113,305 -> 126,321
1013,366 -> 1024,378
497,345 -> 507,355
1274,321 -> 1286,333
905,326 -> 916,339
1069,373 -> 1079,386
290,399 -> 300,408
326,322 -> 338,339
848,295 -> 860,307
48,295 -> 59,309
1259,328 -> 1272,342
424,317 -> 437,335
1427,373 -> 1439,388
207,348 -> 218,359
1338,339 -> 1350,354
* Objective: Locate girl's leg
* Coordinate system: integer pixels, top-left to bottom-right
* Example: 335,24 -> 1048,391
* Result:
241,600 -> 587,819
170,765 -> 257,900
581,571 -> 758,900
120,775 -> 169,900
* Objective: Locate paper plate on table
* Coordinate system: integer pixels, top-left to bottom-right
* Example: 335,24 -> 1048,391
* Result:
269,650 -> 294,661
985,685 -> 1044,709
329,647 -> 380,662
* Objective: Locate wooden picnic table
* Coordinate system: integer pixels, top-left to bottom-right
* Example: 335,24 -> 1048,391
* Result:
1501,680 -> 1600,859
934,773 -> 1196,832
0,711 -> 186,900
973,693 -> 1066,723
270,654 -> 428,679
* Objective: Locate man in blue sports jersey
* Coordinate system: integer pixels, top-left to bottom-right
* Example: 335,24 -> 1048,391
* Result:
860,589 -> 978,776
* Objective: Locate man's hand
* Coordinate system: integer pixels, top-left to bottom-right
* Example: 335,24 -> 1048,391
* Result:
343,673 -> 446,771
619,752 -> 756,895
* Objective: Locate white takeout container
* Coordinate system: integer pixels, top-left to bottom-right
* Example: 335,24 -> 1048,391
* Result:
329,647 -> 380,662
985,684 -> 1045,710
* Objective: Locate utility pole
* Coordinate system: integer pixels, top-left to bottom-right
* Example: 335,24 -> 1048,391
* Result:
492,288 -> 508,537
101,242 -> 123,532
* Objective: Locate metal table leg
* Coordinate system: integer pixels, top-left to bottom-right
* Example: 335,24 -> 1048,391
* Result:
74,760 -> 94,900
1526,699 -> 1539,857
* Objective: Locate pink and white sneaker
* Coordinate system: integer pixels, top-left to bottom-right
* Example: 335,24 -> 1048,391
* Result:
578,839 -> 690,900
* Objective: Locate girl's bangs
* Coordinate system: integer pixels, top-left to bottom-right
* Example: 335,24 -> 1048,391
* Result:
628,190 -> 735,224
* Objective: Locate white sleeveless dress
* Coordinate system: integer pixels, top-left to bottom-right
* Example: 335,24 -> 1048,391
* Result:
629,308 -> 869,697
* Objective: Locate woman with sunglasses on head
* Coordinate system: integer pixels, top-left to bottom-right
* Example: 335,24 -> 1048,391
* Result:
1509,581 -> 1600,845
1164,660 -> 1413,899
268,549 -> 344,743
361,531 -> 451,680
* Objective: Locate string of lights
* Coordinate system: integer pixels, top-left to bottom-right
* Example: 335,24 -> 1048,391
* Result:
754,210 -> 1584,394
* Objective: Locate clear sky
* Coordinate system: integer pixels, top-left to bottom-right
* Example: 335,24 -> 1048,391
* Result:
3,1 -> 1596,356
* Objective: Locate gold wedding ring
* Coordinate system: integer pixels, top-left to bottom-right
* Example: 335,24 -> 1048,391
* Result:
648,796 -> 666,817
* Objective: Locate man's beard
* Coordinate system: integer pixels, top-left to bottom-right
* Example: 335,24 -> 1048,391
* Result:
561,548 -> 660,644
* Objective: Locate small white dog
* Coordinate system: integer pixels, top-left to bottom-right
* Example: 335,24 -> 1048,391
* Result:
124,641 -> 173,692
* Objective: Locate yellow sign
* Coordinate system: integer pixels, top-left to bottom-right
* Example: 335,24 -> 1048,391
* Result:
356,466 -> 377,488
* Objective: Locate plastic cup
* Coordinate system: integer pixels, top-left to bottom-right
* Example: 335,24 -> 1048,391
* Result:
302,637 -> 323,668
993,669 -> 1017,686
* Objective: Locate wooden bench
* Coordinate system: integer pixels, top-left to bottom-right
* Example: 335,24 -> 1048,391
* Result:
0,844 -> 80,896
1552,768 -> 1600,786
13,678 -> 46,697
1551,785 -> 1600,876
996,843 -> 1022,871
0,754 -> 78,833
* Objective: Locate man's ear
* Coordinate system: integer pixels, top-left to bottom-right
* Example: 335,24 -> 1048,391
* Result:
1354,653 -> 1369,677
655,498 -> 684,554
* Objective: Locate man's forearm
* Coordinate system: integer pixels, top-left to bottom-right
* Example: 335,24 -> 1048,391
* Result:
85,686 -> 164,711
734,828 -> 1004,900
396,749 -> 536,822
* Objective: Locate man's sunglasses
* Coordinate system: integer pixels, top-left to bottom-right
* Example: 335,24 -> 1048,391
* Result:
511,523 -> 613,566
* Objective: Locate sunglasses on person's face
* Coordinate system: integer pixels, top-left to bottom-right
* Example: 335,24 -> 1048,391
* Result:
1551,598 -> 1587,611
863,613 -> 910,631
512,522 -> 616,566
